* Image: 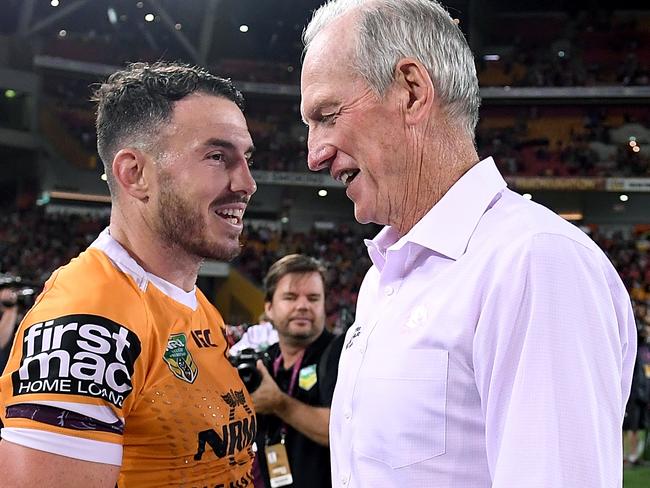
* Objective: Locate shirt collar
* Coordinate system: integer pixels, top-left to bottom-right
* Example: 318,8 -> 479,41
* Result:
272,329 -> 334,370
366,157 -> 507,266
90,228 -> 198,310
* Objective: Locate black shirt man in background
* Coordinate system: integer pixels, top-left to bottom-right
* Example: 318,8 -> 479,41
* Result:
249,254 -> 342,488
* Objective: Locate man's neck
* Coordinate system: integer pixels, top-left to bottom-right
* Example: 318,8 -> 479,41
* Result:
109,211 -> 200,292
278,339 -> 311,369
391,119 -> 480,237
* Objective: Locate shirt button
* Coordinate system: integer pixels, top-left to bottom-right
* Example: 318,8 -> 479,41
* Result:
384,285 -> 394,296
344,409 -> 352,420
341,475 -> 349,485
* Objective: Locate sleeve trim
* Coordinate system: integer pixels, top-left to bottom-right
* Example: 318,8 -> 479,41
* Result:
0,427 -> 123,465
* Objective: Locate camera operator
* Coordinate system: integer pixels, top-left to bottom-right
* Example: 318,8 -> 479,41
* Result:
247,254 -> 343,488
0,287 -> 20,373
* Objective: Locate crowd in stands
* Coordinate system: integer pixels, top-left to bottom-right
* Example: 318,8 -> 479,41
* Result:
596,228 -> 650,305
29,4 -> 649,179
0,208 -> 106,285
477,11 -> 650,88
1,207 -> 649,337
0,208 -> 373,333
477,107 -> 650,177
251,105 -> 650,178
31,6 -> 650,87
29,7 -> 648,179
236,223 -> 376,334
40,71 -> 650,179
42,74 -> 99,158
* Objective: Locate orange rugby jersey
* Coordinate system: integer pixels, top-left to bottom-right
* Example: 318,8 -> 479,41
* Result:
0,230 -> 255,488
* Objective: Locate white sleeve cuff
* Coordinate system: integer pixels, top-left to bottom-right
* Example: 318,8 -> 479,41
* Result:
0,427 -> 123,466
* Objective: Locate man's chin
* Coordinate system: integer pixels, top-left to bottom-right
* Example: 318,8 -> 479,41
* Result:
286,329 -> 318,343
353,205 -> 377,226
193,238 -> 241,262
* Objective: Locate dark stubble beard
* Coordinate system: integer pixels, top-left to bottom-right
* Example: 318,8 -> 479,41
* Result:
156,170 -> 241,262
276,316 -> 324,348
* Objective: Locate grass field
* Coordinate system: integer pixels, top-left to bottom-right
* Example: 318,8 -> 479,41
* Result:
623,466 -> 650,487
623,432 -> 649,487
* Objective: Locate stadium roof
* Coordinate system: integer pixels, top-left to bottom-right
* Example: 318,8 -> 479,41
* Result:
2,0 -> 648,69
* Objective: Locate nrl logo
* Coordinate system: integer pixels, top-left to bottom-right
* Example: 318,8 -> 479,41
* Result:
163,333 -> 198,383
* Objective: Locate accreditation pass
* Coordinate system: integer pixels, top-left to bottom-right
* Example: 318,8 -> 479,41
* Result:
265,442 -> 293,487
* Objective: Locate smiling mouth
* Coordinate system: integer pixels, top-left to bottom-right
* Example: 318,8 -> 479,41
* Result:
215,208 -> 244,226
339,169 -> 360,186
290,317 -> 313,324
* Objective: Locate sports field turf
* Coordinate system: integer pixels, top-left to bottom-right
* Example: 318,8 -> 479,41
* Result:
623,466 -> 650,487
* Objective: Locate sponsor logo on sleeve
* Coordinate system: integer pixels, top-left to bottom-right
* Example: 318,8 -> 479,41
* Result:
163,333 -> 198,383
11,314 -> 142,408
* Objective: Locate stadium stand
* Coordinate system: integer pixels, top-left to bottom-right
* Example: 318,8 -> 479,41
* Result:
0,1 -> 649,482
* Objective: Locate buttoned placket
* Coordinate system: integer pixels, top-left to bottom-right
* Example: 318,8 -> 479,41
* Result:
336,246 -> 408,487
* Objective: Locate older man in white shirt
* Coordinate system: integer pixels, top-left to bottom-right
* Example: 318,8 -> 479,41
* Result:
300,1 -> 637,487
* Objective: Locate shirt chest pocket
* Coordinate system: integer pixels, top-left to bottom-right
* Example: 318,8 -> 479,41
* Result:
353,348 -> 448,469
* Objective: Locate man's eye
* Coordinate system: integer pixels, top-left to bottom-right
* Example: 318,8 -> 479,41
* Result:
209,153 -> 224,161
321,113 -> 338,124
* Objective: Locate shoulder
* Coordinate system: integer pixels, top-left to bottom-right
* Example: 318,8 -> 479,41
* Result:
11,248 -> 150,385
195,289 -> 225,324
473,189 -> 609,269
308,330 -> 335,357
310,330 -> 342,373
26,248 -> 149,334
320,332 -> 345,369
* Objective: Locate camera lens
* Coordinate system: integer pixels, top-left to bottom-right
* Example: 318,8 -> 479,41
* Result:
236,362 -> 263,393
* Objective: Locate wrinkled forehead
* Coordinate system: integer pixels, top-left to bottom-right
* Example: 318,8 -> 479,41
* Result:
300,41 -> 363,121
302,16 -> 358,81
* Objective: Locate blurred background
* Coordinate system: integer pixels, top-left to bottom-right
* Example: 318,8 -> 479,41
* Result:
0,0 -> 649,481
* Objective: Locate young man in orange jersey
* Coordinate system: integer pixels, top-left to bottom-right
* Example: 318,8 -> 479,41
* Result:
0,62 -> 257,487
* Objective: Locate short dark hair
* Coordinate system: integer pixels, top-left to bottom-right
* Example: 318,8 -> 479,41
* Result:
92,61 -> 245,195
263,254 -> 327,302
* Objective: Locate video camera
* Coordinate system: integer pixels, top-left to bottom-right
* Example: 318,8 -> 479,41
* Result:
229,348 -> 273,393
0,274 -> 39,308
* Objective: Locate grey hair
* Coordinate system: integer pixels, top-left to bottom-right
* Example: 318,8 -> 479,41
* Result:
303,0 -> 480,137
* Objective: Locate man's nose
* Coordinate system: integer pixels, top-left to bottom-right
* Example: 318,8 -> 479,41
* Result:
307,133 -> 337,172
230,161 -> 257,196
295,296 -> 311,310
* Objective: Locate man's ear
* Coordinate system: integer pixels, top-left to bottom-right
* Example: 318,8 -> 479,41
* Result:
394,57 -> 435,125
112,148 -> 151,201
264,301 -> 274,323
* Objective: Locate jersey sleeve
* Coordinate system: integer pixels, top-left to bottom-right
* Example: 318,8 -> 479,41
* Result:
0,257 -> 148,465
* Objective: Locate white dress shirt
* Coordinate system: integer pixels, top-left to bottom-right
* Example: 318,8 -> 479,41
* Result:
330,157 -> 636,488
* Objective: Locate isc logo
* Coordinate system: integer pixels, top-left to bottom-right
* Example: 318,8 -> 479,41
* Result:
12,314 -> 142,408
